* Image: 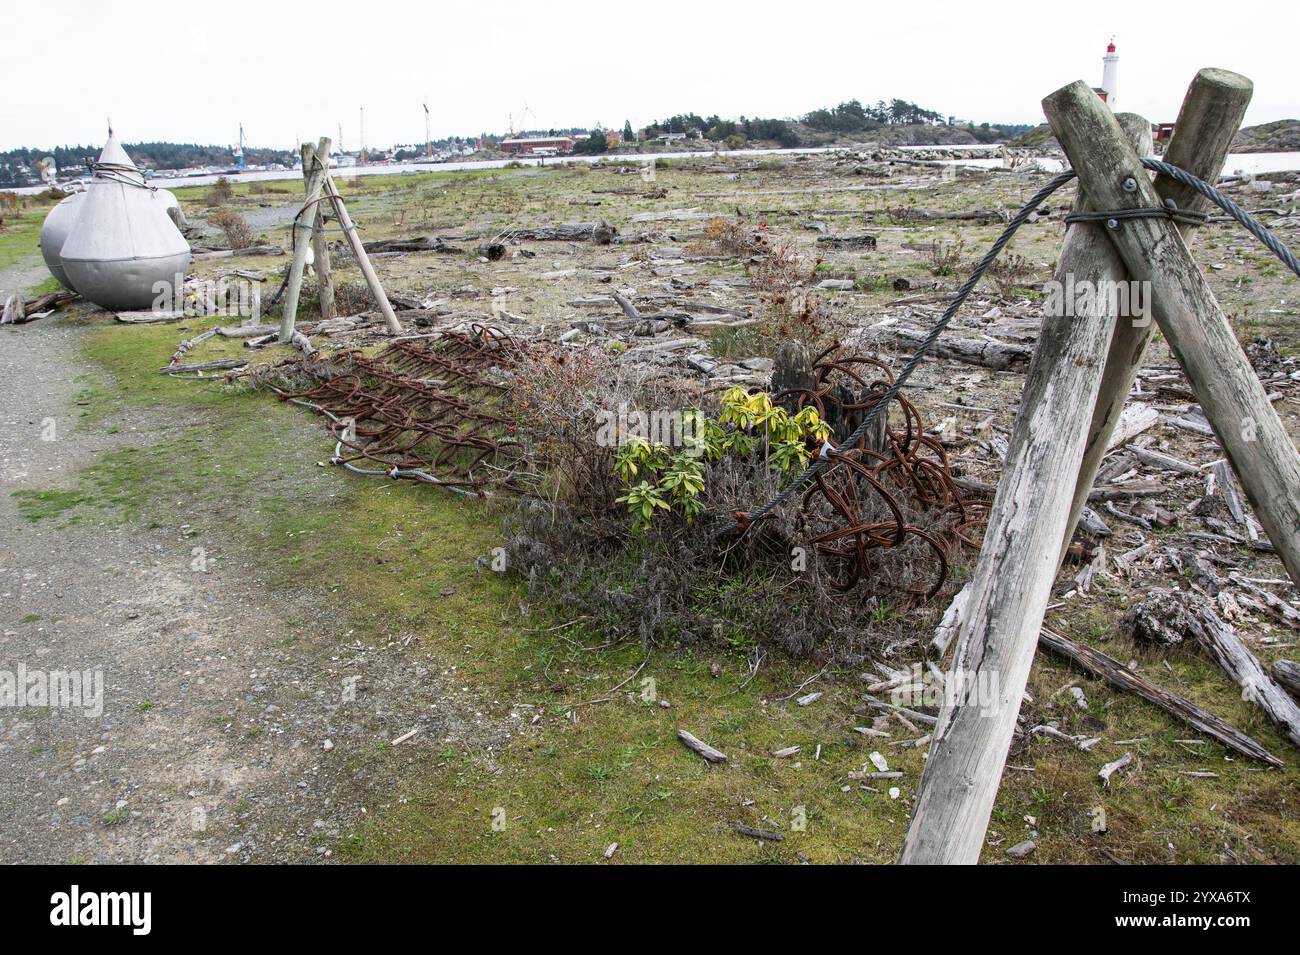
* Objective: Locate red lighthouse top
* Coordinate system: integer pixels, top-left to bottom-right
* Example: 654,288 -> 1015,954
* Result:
1106,39 -> 1116,53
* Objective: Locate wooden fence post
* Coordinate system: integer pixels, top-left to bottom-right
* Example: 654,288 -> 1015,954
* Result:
301,140 -> 336,321
278,136 -> 331,343
321,172 -> 402,335
897,120 -> 1149,866
1058,70 -> 1253,562
1045,79 -> 1300,587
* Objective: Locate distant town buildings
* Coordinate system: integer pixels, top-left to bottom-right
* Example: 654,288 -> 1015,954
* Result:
500,136 -> 576,156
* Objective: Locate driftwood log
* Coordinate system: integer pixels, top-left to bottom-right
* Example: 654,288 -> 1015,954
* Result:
1061,72 -> 1249,562
1050,78 -> 1300,587
1274,660 -> 1300,701
898,107 -> 1148,866
677,729 -> 727,763
1126,590 -> 1300,750
1038,627 -> 1281,766
503,221 -> 616,243
362,236 -> 466,254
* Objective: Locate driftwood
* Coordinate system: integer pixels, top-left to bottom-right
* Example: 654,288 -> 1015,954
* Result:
886,208 -> 1005,223
160,358 -> 248,375
1126,590 -> 1300,750
677,729 -> 726,763
816,234 -> 877,250
1038,627 -> 1282,766
2,289 -> 76,324
504,221 -> 616,243
1274,660 -> 1300,700
1106,403 -> 1160,449
1051,78 -> 1300,587
362,236 -> 466,254
928,583 -> 972,658
1129,446 -> 1200,475
191,245 -> 286,260
733,823 -> 783,842
1228,574 -> 1300,631
873,324 -> 1032,371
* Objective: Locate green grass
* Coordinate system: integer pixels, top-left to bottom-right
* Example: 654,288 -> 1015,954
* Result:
0,200 -> 53,275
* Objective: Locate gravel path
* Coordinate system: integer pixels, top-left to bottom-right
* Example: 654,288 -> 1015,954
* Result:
0,310 -> 511,863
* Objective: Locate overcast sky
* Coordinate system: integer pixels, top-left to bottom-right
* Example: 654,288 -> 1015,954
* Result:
3,0 -> 1296,152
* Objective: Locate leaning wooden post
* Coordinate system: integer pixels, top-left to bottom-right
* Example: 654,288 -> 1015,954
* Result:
321,172 -> 402,335
278,136 -> 331,343
1046,80 -> 1300,586
301,139 -> 336,321
1059,70 -> 1253,561
898,121 -> 1138,866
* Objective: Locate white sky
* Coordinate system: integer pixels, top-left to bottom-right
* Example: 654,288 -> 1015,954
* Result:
2,0 -> 1296,151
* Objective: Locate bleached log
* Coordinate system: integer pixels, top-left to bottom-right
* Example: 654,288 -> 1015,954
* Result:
927,583 -> 971,658
1128,446 -> 1199,475
1105,403 -> 1159,450
1059,71 -> 1252,561
1188,603 -> 1300,750
1049,78 -> 1300,587
899,96 -> 1151,867
1038,627 -> 1281,766
677,729 -> 726,763
279,136 -> 331,343
1274,660 -> 1300,700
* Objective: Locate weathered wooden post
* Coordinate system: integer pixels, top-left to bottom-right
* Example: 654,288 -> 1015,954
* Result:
897,115 -> 1153,866
321,172 -> 403,335
278,136 -> 331,343
301,141 -> 336,321
1046,80 -> 1300,586
1059,70 -> 1253,561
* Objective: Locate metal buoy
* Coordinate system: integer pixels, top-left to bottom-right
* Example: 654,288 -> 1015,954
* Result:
38,190 -> 86,290
59,130 -> 191,311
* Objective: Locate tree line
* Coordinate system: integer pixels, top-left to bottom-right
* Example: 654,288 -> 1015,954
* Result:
637,98 -> 1032,148
0,142 -> 297,187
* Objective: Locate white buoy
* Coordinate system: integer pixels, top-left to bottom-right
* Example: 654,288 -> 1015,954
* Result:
38,190 -> 87,290
59,130 -> 191,311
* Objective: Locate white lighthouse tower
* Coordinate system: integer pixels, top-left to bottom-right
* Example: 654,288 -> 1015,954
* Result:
1100,38 -> 1119,109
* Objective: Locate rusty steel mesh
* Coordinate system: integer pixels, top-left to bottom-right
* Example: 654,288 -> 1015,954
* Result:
781,344 -> 986,599
273,324 -> 529,493
261,327 -> 980,596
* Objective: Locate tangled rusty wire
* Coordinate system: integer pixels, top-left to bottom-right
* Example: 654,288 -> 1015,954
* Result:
275,324 -> 529,494
781,344 -> 985,599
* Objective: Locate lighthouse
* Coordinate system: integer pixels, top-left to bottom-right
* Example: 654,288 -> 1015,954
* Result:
1100,38 -> 1119,109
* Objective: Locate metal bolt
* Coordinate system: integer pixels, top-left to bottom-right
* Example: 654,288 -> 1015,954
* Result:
1122,177 -> 1138,193
1107,218 -> 1119,229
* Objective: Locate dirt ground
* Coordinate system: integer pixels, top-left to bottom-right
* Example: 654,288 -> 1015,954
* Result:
0,314 -> 514,863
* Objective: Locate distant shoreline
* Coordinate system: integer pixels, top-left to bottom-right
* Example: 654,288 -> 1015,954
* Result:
5,143 -> 1299,195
